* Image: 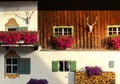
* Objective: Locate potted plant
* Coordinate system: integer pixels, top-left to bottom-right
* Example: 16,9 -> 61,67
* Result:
52,35 -> 76,50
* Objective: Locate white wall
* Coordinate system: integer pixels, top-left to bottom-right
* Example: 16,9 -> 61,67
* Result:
0,48 -> 119,84
0,1 -> 38,31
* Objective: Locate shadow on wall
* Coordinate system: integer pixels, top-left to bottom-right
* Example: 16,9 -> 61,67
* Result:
30,51 -> 64,84
68,72 -> 75,84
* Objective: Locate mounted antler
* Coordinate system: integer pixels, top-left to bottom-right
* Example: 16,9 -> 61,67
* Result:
15,10 -> 35,24
25,10 -> 35,24
86,16 -> 98,33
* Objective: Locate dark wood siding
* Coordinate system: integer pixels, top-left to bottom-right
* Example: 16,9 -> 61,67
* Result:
38,10 -> 120,50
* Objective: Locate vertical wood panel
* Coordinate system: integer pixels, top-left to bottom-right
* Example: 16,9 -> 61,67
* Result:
38,10 -> 120,50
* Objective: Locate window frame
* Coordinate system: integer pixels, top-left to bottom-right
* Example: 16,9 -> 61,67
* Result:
6,57 -> 18,74
58,61 -> 70,72
107,25 -> 120,37
4,50 -> 30,79
53,26 -> 74,36
52,60 -> 76,72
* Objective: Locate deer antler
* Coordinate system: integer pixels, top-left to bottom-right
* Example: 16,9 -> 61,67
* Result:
86,16 -> 97,33
15,10 -> 35,24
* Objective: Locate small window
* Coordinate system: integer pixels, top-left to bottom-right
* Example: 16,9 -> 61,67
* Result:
52,61 -> 76,72
59,61 -> 70,71
6,58 -> 18,74
107,25 -> 120,37
5,50 -> 30,79
8,27 -> 17,31
5,18 -> 19,31
53,26 -> 74,36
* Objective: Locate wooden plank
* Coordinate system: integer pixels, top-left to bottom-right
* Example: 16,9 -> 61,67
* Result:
76,11 -> 80,49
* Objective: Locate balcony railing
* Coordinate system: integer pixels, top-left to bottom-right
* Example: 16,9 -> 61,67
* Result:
0,31 -> 39,48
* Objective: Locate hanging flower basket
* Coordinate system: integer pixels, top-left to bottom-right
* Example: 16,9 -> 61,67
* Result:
52,35 -> 76,50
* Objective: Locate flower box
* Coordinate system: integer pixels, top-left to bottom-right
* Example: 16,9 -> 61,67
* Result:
52,35 -> 76,50
0,31 -> 39,46
108,36 -> 120,50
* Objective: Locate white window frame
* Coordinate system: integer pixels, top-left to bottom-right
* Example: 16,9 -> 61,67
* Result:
6,58 -> 18,74
107,25 -> 120,37
6,26 -> 18,31
58,61 -> 70,72
53,26 -> 74,36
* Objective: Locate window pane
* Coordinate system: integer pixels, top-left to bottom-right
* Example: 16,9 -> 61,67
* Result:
55,28 -> 58,32
59,61 -> 63,71
6,58 -> 11,64
13,59 -> 18,64
109,28 -> 112,31
8,28 -> 17,31
68,28 -> 72,32
59,28 -> 62,32
109,32 -> 112,35
13,66 -> 18,73
118,32 -> 120,35
113,28 -> 116,31
6,66 -> 11,73
118,27 -> 120,31
65,61 -> 69,71
64,28 -> 67,32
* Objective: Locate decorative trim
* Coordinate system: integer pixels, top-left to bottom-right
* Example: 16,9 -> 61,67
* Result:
4,50 -> 20,79
5,18 -> 19,31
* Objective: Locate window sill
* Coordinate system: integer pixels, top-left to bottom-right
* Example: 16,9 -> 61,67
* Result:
4,74 -> 20,79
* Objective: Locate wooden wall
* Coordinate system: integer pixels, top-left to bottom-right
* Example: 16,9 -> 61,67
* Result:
38,10 -> 120,50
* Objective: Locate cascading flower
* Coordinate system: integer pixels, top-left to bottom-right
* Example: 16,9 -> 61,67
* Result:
52,35 -> 76,50
108,35 -> 120,49
0,31 -> 38,45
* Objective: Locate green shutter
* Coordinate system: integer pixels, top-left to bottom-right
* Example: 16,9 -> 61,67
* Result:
70,61 -> 76,72
52,61 -> 58,72
18,58 -> 30,74
17,27 -> 28,31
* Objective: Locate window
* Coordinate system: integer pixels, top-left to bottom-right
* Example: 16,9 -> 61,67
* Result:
52,61 -> 76,72
5,50 -> 30,79
5,18 -> 19,31
53,26 -> 74,36
59,61 -> 70,71
5,18 -> 28,31
6,58 -> 18,74
7,27 -> 18,31
107,25 -> 120,37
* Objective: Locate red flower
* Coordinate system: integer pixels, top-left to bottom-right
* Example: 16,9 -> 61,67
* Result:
0,31 -> 38,45
52,35 -> 75,50
108,35 -> 120,49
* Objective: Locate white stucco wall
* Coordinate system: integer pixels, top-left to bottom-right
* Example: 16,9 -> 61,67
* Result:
0,49 -> 119,84
0,1 -> 38,31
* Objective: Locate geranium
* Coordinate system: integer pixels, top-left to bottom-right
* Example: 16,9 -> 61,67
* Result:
108,35 -> 120,49
85,66 -> 103,77
0,31 -> 38,45
52,35 -> 76,50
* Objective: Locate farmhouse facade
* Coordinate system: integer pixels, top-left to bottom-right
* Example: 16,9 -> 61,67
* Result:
0,0 -> 119,84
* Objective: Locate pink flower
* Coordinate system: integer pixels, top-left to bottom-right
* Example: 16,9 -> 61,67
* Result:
0,31 -> 38,45
52,35 -> 75,50
108,36 -> 120,49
